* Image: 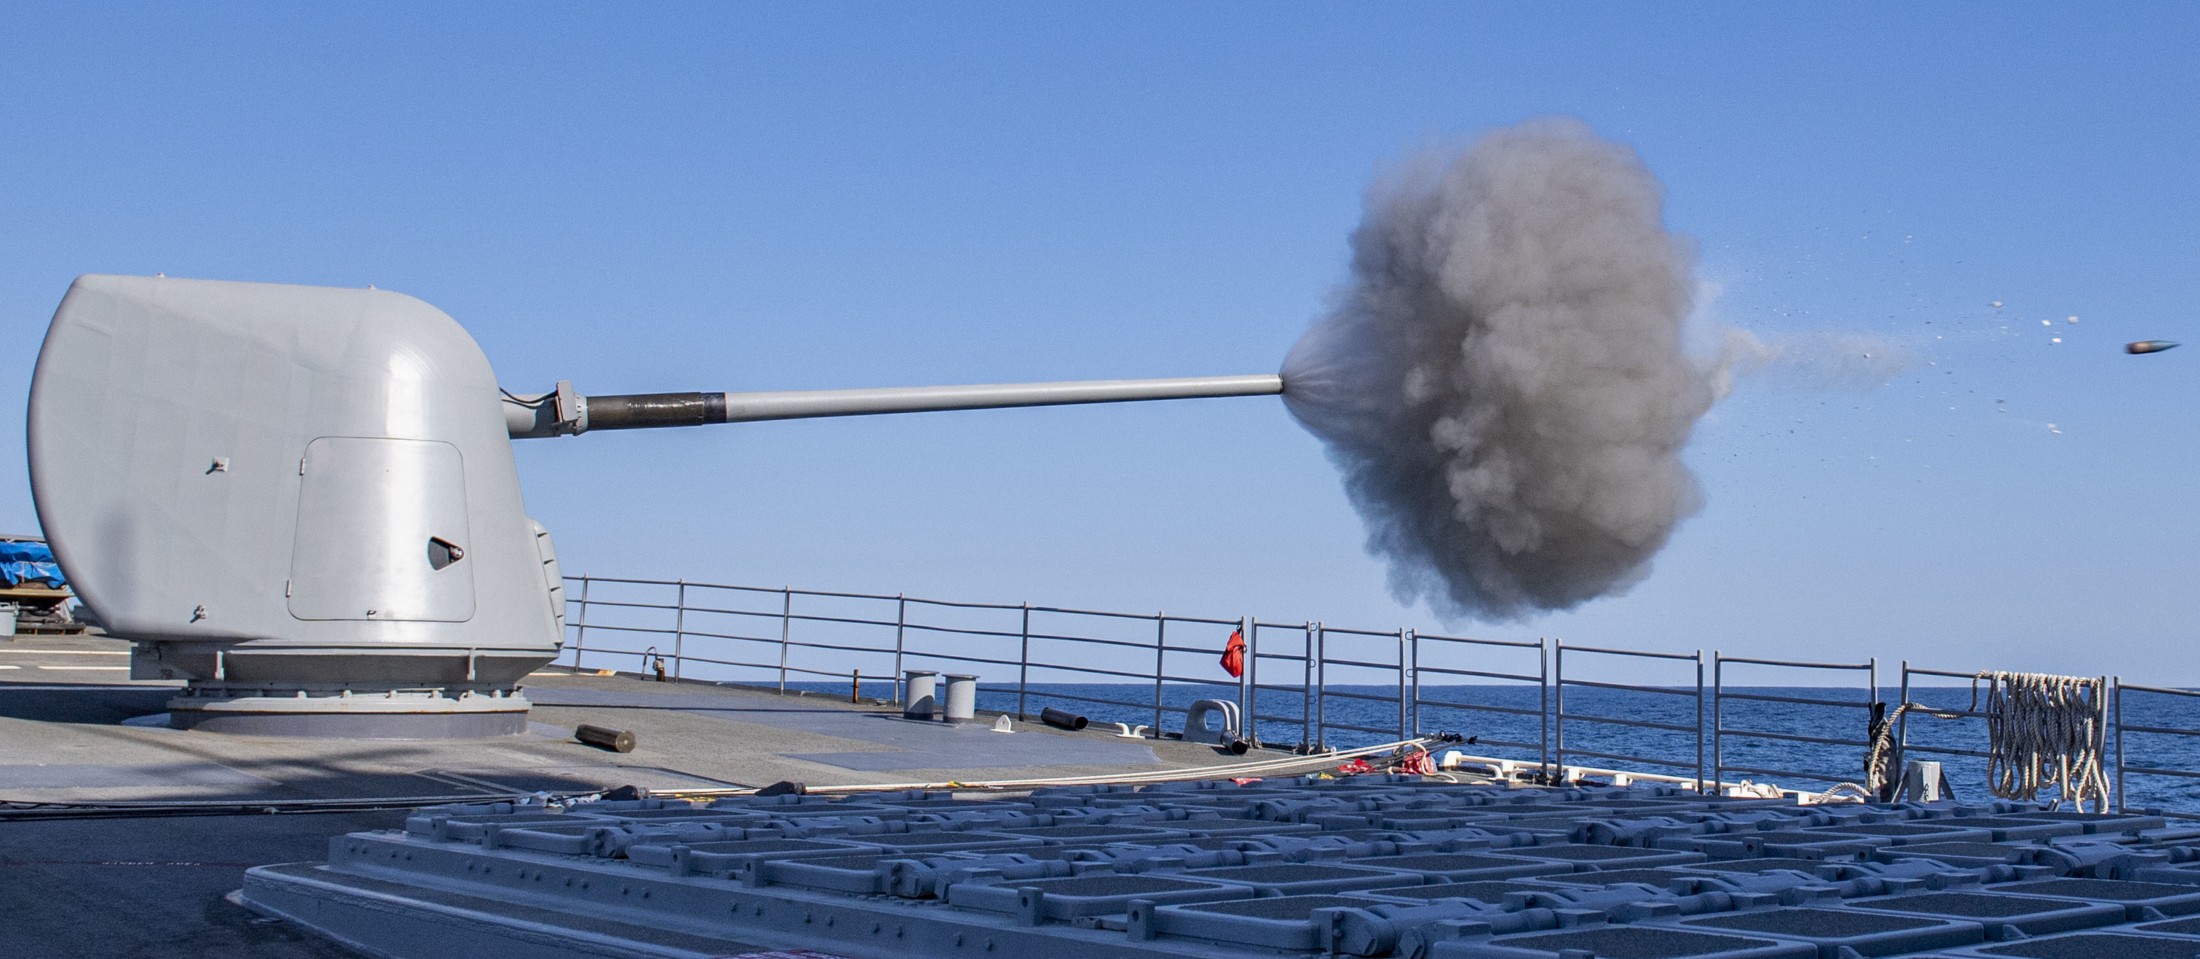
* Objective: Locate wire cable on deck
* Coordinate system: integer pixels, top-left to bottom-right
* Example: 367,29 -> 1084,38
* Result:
0,793 -> 538,822
654,733 -> 1463,799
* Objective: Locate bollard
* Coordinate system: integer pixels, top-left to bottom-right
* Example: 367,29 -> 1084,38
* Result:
903,670 -> 939,720
1040,707 -> 1089,731
1182,699 -> 1242,746
942,673 -> 978,723
575,723 -> 636,753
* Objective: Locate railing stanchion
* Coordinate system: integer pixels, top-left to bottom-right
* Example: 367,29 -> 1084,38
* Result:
1237,616 -> 1253,742
1301,621 -> 1315,751
2116,676 -> 2127,813
1868,657 -> 1879,796
891,593 -> 905,704
2100,674 -> 2112,814
1017,602 -> 1030,720
1695,650 -> 1706,793
1712,652 -> 1724,794
777,586 -> 792,693
1406,628 -> 1419,739
1539,638 -> 1550,779
672,580 -> 687,681
571,575 -> 591,671
1553,638 -> 1566,779
1153,612 -> 1166,736
1897,660 -> 1911,770
1397,627 -> 1411,742
1318,622 -> 1331,750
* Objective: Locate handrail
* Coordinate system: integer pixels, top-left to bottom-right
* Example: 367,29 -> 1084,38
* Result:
1417,632 -> 1543,650
554,574 -> 2200,814
1558,642 -> 1702,662
1559,678 -> 1699,697
2116,680 -> 2200,813
1555,640 -> 1704,788
1714,655 -> 1874,670
1713,651 -> 1876,797
1717,690 -> 1871,710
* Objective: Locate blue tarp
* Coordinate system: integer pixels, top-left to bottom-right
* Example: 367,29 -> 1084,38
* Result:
0,540 -> 66,588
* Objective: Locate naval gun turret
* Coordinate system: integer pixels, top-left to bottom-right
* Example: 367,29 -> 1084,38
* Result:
26,275 -> 1280,736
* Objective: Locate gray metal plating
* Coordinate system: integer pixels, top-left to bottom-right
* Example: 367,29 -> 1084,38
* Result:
239,778 -> 2190,959
30,276 -> 567,734
27,275 -> 1279,736
503,374 -> 1284,437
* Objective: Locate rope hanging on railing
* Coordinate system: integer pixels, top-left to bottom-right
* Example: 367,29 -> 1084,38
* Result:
1983,670 -> 2111,810
1866,700 -> 1964,795
1866,670 -> 2111,811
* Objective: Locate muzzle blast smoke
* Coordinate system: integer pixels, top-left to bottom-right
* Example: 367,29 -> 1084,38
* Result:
1281,118 -> 1713,622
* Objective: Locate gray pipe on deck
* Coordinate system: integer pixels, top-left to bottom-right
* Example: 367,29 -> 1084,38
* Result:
505,374 -> 1284,438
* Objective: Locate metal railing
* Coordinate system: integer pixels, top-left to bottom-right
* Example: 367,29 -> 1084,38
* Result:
2116,683 -> 2200,819
1243,620 -> 1316,749
1411,631 -> 1549,769
1554,641 -> 1705,789
1713,653 -> 1877,790
1893,663 -> 2002,773
559,574 -> 2200,810
1895,662 -> 2122,812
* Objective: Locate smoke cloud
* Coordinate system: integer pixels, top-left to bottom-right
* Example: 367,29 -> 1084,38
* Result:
1283,118 -> 1713,621
1709,328 -> 1914,399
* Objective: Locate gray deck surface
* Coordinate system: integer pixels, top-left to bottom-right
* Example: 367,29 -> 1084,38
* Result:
530,684 -> 1164,771
18,633 -> 2179,959
0,633 -> 1252,958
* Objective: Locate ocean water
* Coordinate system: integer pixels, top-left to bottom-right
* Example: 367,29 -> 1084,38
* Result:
792,679 -> 2200,813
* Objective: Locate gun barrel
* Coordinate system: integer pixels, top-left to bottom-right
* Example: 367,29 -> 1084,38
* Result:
507,374 -> 1283,437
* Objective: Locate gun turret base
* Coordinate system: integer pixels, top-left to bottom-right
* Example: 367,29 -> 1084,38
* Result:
165,685 -> 532,738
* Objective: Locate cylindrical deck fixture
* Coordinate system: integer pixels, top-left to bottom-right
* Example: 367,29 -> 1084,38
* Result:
1040,707 -> 1089,731
942,674 -> 978,723
574,723 -> 636,753
903,670 -> 939,720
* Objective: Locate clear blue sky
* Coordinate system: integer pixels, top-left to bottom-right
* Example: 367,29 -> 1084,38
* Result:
4,4 -> 2195,682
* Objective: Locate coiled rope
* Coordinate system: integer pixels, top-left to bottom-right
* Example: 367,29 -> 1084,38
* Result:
1865,670 -> 2110,811
1865,701 -> 1964,795
1984,671 -> 2112,809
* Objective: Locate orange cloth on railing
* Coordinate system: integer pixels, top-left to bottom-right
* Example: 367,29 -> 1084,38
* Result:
1220,628 -> 1246,679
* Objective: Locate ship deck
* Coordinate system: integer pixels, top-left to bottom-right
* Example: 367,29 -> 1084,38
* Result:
0,633 -> 1270,958
13,633 -> 2200,959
